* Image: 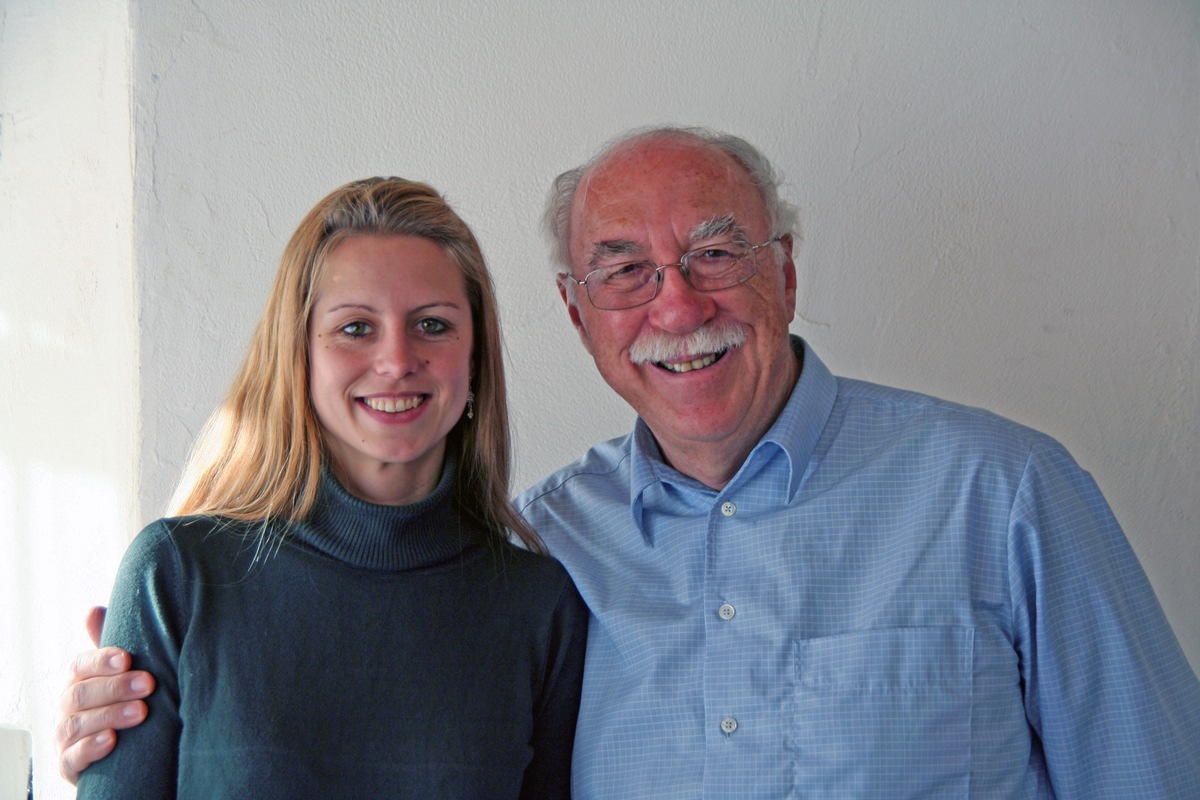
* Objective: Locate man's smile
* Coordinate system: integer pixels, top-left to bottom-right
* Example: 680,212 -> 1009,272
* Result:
655,348 -> 727,373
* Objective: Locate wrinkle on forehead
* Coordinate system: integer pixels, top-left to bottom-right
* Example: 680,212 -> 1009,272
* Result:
569,138 -> 764,268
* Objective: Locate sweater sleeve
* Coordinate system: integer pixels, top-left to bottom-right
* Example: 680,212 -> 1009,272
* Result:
76,519 -> 189,800
520,572 -> 589,800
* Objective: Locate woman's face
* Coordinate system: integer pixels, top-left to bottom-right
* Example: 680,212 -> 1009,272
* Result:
308,234 -> 473,506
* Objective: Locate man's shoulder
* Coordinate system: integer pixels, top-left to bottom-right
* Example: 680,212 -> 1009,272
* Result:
515,432 -> 635,515
839,376 -> 1046,436
831,375 -> 1068,463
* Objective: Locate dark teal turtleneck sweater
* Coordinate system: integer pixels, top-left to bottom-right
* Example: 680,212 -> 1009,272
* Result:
77,458 -> 587,799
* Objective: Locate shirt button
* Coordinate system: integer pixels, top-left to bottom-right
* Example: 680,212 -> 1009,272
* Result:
720,716 -> 738,735
720,501 -> 736,517
718,603 -> 736,620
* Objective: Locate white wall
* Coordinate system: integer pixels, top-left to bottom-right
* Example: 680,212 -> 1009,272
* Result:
0,0 -> 137,797
133,0 -> 1200,659
4,1 -> 1197,796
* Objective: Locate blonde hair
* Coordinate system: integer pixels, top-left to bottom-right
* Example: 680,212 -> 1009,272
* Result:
168,177 -> 541,551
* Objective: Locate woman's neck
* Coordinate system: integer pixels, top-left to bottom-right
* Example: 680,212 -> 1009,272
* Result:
326,448 -> 446,506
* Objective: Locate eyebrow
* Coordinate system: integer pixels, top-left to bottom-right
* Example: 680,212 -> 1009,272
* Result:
585,214 -> 749,270
320,300 -> 465,315
687,214 -> 748,244
586,240 -> 643,270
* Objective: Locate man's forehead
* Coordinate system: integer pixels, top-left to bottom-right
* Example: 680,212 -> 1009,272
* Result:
581,142 -> 744,199
585,213 -> 744,256
570,145 -> 764,251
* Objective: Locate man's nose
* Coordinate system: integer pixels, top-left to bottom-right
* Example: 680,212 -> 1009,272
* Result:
647,265 -> 716,333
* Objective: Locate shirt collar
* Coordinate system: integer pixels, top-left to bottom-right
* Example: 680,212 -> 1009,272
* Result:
753,335 -> 838,498
628,336 -> 838,531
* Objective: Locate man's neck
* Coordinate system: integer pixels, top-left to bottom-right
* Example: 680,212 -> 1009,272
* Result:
657,440 -> 753,491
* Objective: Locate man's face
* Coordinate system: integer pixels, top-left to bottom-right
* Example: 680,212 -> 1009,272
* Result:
561,138 -> 798,482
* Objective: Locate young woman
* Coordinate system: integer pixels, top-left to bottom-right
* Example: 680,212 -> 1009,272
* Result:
75,178 -> 586,799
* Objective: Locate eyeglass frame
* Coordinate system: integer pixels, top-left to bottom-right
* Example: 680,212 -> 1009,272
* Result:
562,236 -> 784,311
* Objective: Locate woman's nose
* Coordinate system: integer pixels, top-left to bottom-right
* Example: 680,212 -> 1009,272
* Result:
374,332 -> 420,377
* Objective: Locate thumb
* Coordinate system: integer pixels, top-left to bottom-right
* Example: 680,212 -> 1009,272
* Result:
84,606 -> 108,647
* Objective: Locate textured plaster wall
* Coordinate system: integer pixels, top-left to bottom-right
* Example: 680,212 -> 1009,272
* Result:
3,1 -> 1197,795
0,0 -> 137,796
133,0 -> 1199,672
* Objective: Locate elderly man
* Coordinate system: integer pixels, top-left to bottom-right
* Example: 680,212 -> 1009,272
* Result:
59,127 -> 1199,797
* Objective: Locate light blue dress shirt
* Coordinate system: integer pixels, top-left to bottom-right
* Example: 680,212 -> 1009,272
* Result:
517,338 -> 1200,799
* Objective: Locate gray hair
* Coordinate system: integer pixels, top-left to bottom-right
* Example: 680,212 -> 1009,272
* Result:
543,126 -> 801,273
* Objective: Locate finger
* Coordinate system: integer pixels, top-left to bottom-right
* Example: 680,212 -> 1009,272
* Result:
84,606 -> 108,648
61,671 -> 155,717
67,646 -> 133,682
54,697 -> 149,787
59,729 -> 118,786
55,696 -> 149,752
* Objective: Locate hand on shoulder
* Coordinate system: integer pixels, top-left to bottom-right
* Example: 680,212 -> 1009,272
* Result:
55,606 -> 155,785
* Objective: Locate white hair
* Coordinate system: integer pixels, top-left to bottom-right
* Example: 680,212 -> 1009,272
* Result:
629,321 -> 749,365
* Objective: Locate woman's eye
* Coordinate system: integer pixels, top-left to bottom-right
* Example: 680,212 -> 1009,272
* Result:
418,318 -> 449,335
340,321 -> 370,337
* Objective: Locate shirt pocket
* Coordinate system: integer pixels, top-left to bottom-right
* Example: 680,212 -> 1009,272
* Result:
794,626 -> 974,799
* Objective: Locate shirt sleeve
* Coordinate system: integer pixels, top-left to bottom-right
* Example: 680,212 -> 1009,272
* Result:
75,520 -> 188,800
520,572 -> 588,800
1008,441 -> 1200,797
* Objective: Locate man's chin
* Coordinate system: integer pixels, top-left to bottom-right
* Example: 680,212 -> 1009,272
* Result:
645,406 -> 740,444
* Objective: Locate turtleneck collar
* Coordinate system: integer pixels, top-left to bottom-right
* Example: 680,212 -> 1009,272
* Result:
296,452 -> 481,572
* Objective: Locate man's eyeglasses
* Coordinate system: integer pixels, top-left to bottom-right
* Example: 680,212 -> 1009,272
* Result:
564,237 -> 782,311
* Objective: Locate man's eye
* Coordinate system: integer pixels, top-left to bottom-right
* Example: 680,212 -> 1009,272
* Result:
341,321 -> 370,337
418,318 -> 449,335
603,263 -> 650,283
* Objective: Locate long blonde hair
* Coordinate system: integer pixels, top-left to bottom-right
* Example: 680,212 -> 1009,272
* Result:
168,177 -> 541,551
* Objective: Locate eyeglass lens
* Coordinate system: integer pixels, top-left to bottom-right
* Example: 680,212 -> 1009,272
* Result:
586,240 -> 765,310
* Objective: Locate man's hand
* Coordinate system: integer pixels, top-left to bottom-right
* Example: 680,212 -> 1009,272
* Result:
55,606 -> 155,785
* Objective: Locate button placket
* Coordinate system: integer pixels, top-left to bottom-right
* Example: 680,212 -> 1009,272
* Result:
711,496 -> 742,743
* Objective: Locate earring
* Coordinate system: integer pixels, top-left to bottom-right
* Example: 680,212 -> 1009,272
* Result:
466,389 -> 475,420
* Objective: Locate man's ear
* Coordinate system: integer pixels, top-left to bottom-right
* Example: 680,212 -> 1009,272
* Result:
776,234 -> 798,321
557,273 -> 595,355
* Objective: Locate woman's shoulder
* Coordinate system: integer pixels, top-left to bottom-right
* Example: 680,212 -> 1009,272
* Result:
121,514 -> 268,570
492,536 -> 559,568
487,540 -> 580,597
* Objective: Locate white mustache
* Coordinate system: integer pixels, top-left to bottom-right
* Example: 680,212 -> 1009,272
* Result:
629,322 -> 748,364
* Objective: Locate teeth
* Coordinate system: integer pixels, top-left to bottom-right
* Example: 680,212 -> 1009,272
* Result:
364,396 -> 424,413
660,353 -> 719,373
